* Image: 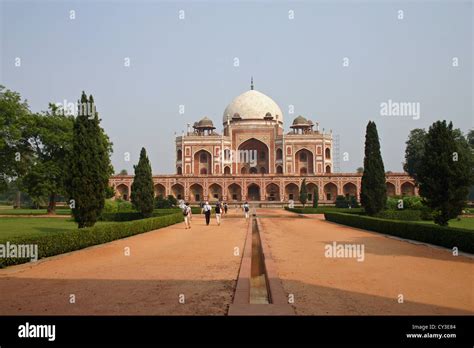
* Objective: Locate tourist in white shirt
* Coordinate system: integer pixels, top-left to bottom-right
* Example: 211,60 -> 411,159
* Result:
202,201 -> 212,226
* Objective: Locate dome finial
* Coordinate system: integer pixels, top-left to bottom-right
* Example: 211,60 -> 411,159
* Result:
250,76 -> 254,90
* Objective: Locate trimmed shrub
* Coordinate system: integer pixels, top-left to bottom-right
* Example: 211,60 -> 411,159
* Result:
103,199 -> 118,213
285,207 -> 364,214
324,212 -> 474,253
100,208 -> 181,221
386,196 -> 424,210
191,207 -> 202,214
375,210 -> 421,221
403,196 -> 423,210
349,196 -> 360,208
117,201 -> 133,212
420,206 -> 434,221
154,195 -> 178,209
335,195 -> 349,208
0,213 -> 183,268
386,197 -> 400,210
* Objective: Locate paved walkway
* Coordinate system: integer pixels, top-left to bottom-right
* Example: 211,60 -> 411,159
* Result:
0,210 -> 248,315
258,209 -> 474,315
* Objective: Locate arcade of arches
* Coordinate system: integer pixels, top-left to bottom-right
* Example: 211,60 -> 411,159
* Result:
110,174 -> 417,204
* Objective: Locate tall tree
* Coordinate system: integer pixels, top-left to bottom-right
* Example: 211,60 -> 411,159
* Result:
131,147 -> 154,217
403,128 -> 427,182
66,92 -> 113,228
360,121 -> 387,215
299,178 -> 308,207
0,86 -> 32,193
20,105 -> 73,213
417,121 -> 473,226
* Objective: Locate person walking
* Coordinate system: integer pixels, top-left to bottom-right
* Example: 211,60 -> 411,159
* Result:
182,202 -> 192,229
215,201 -> 222,226
243,201 -> 250,219
202,201 -> 212,226
223,202 -> 228,215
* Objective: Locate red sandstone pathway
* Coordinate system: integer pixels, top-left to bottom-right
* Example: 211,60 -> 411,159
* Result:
258,208 -> 474,315
0,210 -> 247,315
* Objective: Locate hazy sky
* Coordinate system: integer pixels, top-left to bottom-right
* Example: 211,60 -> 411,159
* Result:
1,0 -> 472,174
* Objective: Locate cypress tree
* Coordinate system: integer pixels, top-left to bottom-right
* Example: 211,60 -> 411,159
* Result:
360,121 -> 387,215
312,188 -> 318,208
299,178 -> 308,207
417,121 -> 473,226
67,92 -> 111,228
131,147 -> 154,217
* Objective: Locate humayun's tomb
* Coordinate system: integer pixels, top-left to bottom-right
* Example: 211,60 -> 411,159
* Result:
110,80 -> 417,205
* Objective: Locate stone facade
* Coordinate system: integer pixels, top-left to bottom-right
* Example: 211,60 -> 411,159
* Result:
109,83 -> 417,204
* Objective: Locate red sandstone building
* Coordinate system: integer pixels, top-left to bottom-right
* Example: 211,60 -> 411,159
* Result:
110,82 -> 417,205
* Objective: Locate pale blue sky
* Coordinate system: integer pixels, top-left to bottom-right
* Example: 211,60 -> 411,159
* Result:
1,0 -> 472,173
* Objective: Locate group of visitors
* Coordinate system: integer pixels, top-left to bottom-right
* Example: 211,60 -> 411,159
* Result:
201,201 -> 228,226
181,200 -> 251,228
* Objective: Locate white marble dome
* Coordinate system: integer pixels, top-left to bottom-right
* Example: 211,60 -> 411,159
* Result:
222,90 -> 283,124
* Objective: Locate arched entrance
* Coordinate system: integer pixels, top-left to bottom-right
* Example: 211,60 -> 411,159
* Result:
116,184 -> 129,201
228,183 -> 242,201
285,183 -> 299,201
343,182 -> 357,198
238,138 -> 269,174
189,184 -> 203,202
307,183 -> 318,202
247,184 -> 261,201
266,183 -> 280,201
154,183 -> 166,198
171,184 -> 184,200
386,182 -> 396,197
401,182 -> 415,196
209,183 -> 223,201
324,183 -> 337,202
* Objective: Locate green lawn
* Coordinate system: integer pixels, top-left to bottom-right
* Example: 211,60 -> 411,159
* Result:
416,217 -> 474,230
0,207 -> 71,215
0,217 -> 111,241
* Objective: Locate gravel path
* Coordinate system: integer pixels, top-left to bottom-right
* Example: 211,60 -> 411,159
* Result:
258,209 -> 474,315
0,210 -> 248,315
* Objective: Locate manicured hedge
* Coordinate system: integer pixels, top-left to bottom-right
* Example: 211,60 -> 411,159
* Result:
324,212 -> 474,253
375,210 -> 421,221
100,209 -> 182,221
0,213 -> 183,268
285,207 -> 364,214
